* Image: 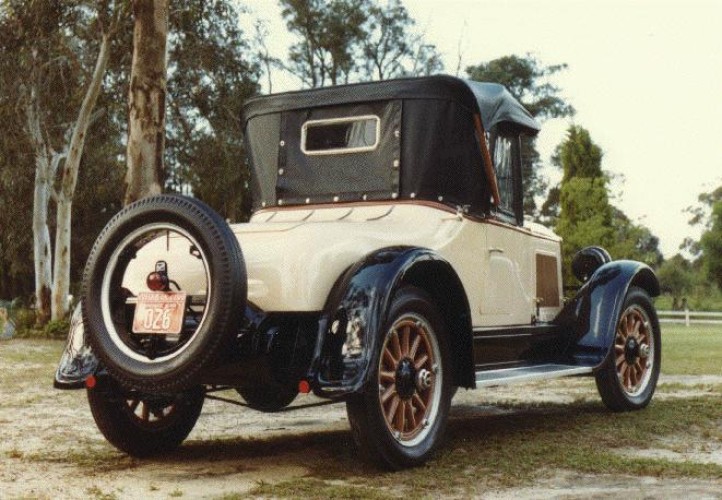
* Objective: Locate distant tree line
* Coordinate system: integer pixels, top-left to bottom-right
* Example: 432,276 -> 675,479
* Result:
0,0 -> 716,324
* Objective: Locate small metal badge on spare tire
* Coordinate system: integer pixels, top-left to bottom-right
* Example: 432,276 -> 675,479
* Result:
132,291 -> 187,335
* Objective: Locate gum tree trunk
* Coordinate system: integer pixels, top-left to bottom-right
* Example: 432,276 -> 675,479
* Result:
124,0 -> 168,206
26,84 -> 55,326
52,34 -> 111,320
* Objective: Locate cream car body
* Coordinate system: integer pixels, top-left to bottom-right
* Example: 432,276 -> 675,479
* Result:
240,203 -> 562,325
120,202 -> 563,326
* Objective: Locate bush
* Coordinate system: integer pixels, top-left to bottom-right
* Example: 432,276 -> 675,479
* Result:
10,308 -> 70,339
12,308 -> 37,336
43,318 -> 71,339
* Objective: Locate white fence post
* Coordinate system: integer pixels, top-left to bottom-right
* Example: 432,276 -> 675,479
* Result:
657,309 -> 722,326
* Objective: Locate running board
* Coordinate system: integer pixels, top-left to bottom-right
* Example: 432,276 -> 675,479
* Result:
475,364 -> 594,387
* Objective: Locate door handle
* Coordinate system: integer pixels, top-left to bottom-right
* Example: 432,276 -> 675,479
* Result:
489,247 -> 504,254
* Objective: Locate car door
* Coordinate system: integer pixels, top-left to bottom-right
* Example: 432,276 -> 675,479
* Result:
480,221 -> 534,326
478,132 -> 534,327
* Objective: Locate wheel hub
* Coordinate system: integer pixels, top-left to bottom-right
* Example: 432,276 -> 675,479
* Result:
416,368 -> 432,391
395,358 -> 417,399
624,337 -> 639,364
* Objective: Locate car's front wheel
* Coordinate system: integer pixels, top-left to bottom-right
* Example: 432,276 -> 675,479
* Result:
595,286 -> 661,411
346,286 -> 452,469
87,378 -> 204,457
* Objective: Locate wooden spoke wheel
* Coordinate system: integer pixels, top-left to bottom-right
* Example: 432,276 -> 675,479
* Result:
614,305 -> 654,397
378,315 -> 441,446
596,286 -> 661,412
87,379 -> 204,457
346,287 -> 452,469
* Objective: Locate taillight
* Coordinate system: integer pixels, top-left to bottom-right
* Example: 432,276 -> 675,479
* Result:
146,271 -> 168,291
298,380 -> 311,394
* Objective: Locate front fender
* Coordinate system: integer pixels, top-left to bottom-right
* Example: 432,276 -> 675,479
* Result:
556,260 -> 660,368
309,246 -> 457,397
54,303 -> 99,389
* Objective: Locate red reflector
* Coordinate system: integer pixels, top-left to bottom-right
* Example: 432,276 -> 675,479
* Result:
85,375 -> 97,389
298,380 -> 311,394
146,272 -> 167,291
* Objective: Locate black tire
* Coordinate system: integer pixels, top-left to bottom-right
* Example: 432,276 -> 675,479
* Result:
346,286 -> 452,470
236,385 -> 298,412
595,286 -> 661,411
87,378 -> 204,457
83,194 -> 246,393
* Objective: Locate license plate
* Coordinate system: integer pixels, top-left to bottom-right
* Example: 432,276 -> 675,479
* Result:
132,292 -> 187,335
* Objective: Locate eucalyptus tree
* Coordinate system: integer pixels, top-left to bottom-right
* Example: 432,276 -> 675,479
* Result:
279,0 -> 443,88
0,0 -> 125,322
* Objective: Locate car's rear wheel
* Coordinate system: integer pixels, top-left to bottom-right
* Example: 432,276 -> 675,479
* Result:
83,195 -> 246,393
87,378 -> 204,457
595,286 -> 661,411
346,286 -> 452,469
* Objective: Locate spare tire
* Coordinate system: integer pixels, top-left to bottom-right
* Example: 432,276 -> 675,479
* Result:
83,194 -> 246,393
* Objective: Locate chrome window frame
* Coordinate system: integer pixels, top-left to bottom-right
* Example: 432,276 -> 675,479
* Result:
301,115 -> 380,156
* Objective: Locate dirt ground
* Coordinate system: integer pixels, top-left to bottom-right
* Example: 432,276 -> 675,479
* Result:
1,339 -> 721,499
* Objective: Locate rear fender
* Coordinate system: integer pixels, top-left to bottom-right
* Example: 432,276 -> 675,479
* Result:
54,303 -> 99,389
555,260 -> 660,367
309,246 -> 473,397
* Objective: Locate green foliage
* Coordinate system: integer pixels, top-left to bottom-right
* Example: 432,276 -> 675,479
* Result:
554,126 -> 613,281
656,254 -> 695,299
0,1 -> 260,300
42,318 -> 71,339
682,183 -> 722,293
699,200 -> 722,290
553,125 -> 661,283
466,54 -> 574,216
610,208 -> 663,268
0,1 -> 130,303
362,0 -> 442,80
279,0 -> 442,88
281,0 -> 367,86
165,0 -> 260,222
10,308 -> 68,339
554,125 -> 603,181
11,308 -> 36,334
556,177 -> 614,280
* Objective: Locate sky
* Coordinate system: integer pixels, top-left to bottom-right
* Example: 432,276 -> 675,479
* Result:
240,0 -> 722,257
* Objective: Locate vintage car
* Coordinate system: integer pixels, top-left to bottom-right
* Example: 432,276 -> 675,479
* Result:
55,75 -> 661,470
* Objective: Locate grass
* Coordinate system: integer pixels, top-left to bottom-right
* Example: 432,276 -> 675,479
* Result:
661,323 -> 722,375
243,397 -> 722,498
0,338 -> 65,391
85,485 -> 119,500
3,325 -> 722,498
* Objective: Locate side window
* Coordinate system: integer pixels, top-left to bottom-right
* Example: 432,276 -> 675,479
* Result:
492,135 -> 514,215
301,115 -> 379,155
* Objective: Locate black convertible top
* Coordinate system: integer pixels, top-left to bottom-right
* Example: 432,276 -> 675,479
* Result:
243,75 -> 540,134
242,75 -> 539,213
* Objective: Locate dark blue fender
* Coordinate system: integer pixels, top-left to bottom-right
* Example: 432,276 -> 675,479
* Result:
54,303 -> 99,389
555,260 -> 660,367
309,246 -> 474,398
